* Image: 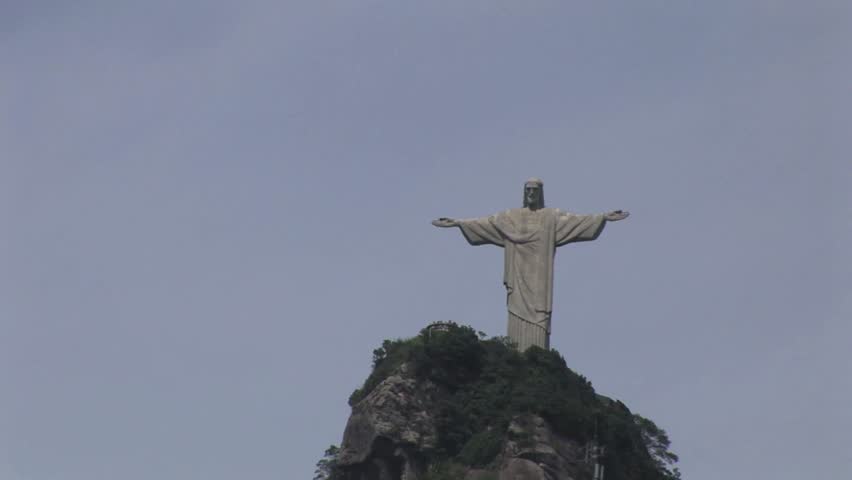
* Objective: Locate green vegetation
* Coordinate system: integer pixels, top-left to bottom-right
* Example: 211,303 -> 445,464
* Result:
345,322 -> 680,479
457,429 -> 504,467
312,445 -> 339,480
634,414 -> 682,480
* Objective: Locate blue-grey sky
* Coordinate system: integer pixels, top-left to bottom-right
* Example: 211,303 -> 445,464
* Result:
2,2 -> 850,479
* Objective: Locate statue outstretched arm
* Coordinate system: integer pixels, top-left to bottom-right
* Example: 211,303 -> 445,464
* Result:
432,215 -> 504,247
555,209 -> 628,246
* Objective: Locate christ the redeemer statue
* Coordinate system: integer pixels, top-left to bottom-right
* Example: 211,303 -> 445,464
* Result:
432,178 -> 629,352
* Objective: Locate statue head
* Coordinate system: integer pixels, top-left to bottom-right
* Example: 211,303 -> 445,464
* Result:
523,178 -> 545,210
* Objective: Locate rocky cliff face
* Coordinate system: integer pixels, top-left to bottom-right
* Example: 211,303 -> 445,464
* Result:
331,325 -> 679,480
338,364 -> 596,480
499,415 -> 590,480
338,364 -> 439,480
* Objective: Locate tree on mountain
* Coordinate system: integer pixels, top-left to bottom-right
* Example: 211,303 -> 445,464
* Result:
313,445 -> 340,480
633,414 -> 681,480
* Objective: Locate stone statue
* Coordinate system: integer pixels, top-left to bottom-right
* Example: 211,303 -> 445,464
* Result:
432,178 -> 629,352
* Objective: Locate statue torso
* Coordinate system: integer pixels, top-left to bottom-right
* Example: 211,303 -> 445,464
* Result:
500,208 -> 556,240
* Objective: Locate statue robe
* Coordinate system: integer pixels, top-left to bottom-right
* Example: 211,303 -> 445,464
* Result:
457,208 -> 606,351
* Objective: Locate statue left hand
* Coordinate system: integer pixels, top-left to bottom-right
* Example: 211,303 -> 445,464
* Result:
431,217 -> 459,228
604,210 -> 629,221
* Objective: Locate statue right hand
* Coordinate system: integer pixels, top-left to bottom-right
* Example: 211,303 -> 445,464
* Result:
432,217 -> 458,228
604,210 -> 630,222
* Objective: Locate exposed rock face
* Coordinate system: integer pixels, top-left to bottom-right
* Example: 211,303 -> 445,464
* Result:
338,365 -> 594,480
500,415 -> 589,480
338,365 -> 440,480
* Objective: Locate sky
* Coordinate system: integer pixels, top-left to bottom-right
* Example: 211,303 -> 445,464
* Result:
2,1 -> 851,479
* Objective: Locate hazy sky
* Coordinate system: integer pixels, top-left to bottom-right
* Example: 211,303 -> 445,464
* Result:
2,2 -> 851,479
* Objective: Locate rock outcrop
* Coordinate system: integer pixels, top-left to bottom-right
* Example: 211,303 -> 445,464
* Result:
499,415 -> 590,480
338,365 -> 596,480
339,364 -> 440,480
332,325 -> 678,480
